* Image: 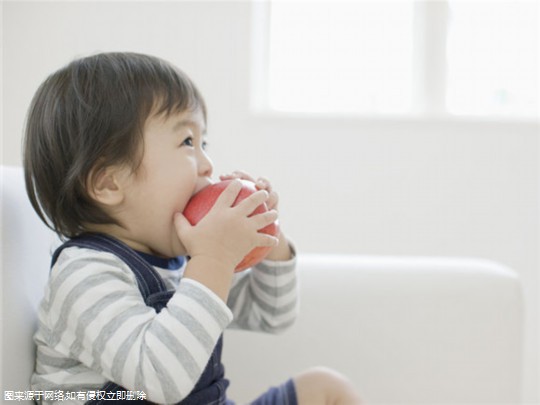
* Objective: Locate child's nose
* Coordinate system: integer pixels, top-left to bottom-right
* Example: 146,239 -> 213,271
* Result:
198,150 -> 213,178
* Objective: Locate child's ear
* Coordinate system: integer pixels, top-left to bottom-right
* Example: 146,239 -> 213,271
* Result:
87,165 -> 126,206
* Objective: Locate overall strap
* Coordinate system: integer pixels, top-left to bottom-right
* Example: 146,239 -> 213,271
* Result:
51,233 -> 168,299
53,233 -> 228,404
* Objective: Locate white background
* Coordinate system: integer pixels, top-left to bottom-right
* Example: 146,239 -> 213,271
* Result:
2,1 -> 538,403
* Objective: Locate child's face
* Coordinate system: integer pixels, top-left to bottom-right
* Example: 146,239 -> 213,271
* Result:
117,107 -> 213,257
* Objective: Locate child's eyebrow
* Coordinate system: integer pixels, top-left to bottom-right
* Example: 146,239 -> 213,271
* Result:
172,119 -> 207,135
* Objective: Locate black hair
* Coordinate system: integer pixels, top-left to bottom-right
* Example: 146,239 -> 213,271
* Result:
23,52 -> 207,237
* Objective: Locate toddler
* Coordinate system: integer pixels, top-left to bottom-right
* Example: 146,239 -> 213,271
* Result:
25,52 -> 361,404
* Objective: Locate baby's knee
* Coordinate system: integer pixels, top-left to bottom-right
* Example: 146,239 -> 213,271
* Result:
293,366 -> 362,405
296,366 -> 350,387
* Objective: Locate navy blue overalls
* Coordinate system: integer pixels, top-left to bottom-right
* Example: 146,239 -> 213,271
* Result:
51,233 -> 231,405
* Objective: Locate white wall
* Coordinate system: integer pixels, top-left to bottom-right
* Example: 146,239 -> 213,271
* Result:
2,1 -> 538,403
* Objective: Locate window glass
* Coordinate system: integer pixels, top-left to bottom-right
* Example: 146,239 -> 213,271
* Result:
268,1 -> 415,114
446,1 -> 538,117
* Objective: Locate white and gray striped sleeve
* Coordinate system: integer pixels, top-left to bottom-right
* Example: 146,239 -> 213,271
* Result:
227,252 -> 298,333
45,247 -> 233,404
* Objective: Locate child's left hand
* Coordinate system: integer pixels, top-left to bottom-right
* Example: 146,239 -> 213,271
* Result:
219,171 -> 292,262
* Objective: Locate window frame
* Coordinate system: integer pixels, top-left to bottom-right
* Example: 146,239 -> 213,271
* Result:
249,0 -> 538,123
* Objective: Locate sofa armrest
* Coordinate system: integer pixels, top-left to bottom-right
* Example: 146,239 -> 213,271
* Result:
223,254 -> 523,404
2,166 -> 54,399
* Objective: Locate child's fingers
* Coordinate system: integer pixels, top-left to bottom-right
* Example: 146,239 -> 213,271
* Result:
219,172 -> 275,200
220,170 -> 255,183
251,210 -> 278,230
255,177 -> 272,192
235,189 -> 269,215
213,179 -> 243,209
219,174 -> 236,181
265,190 -> 279,210
252,177 -> 278,209
255,233 -> 280,248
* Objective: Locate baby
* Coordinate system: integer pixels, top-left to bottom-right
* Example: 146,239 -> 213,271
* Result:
25,52 -> 361,404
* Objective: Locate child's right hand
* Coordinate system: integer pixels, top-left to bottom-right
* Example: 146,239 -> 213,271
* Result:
174,179 -> 279,272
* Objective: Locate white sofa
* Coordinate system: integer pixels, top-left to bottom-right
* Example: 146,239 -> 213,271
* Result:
1,165 -> 524,404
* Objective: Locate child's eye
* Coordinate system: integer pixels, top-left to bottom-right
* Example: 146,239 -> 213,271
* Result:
181,136 -> 194,147
202,140 -> 209,151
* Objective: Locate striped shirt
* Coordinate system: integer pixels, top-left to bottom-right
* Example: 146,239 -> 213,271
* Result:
30,246 -> 298,404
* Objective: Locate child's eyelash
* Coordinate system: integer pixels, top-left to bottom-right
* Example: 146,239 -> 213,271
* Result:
180,136 -> 208,150
181,136 -> 194,147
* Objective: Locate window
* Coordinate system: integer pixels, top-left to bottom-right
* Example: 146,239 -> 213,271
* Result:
446,1 -> 538,117
268,1 -> 414,115
256,1 -> 538,118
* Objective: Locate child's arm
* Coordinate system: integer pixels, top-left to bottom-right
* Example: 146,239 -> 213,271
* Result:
227,239 -> 298,333
218,172 -> 299,333
43,248 -> 231,404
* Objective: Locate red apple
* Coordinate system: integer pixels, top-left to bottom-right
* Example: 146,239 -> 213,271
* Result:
183,179 -> 279,272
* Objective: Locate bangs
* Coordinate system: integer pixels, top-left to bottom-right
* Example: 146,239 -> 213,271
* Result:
142,61 -> 207,122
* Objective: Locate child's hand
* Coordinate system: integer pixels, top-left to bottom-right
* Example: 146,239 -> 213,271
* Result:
219,171 -> 279,210
219,171 -> 293,262
174,180 -> 279,270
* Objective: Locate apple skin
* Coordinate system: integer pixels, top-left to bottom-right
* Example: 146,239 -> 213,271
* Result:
183,179 -> 279,272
